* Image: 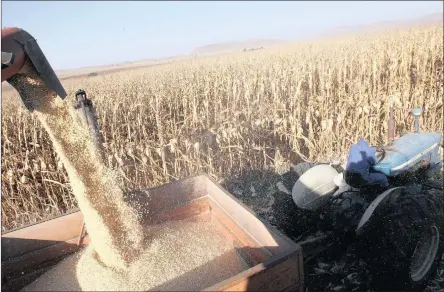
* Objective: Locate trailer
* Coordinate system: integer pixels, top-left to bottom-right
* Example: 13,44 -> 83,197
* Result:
1,174 -> 330,292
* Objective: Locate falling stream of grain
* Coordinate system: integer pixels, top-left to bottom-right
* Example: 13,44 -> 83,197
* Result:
9,62 -> 144,271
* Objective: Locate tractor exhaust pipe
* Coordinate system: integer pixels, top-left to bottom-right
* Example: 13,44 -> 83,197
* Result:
411,108 -> 422,133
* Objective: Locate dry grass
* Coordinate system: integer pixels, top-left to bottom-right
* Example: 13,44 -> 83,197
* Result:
1,24 -> 443,231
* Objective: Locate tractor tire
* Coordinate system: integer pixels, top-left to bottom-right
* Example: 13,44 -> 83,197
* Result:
358,191 -> 444,291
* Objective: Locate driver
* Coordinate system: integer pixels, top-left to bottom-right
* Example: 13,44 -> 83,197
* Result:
344,139 -> 389,190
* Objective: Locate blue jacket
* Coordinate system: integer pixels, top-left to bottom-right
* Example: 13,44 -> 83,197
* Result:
346,139 -> 378,174
345,139 -> 389,188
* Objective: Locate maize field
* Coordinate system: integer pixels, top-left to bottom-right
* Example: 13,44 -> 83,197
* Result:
1,23 -> 443,231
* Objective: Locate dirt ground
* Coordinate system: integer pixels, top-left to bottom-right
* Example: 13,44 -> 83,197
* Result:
220,159 -> 444,292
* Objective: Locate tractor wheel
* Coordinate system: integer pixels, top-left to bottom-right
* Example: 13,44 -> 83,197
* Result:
359,191 -> 444,291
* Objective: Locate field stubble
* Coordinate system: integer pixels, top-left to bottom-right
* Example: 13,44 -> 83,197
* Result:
1,24 -> 443,231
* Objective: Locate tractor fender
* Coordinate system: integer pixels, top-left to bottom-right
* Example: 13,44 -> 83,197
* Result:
291,164 -> 339,211
356,187 -> 405,236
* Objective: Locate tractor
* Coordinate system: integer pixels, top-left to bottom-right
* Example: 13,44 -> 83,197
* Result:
291,102 -> 443,290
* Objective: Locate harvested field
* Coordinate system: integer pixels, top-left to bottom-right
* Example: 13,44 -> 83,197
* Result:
1,23 -> 443,291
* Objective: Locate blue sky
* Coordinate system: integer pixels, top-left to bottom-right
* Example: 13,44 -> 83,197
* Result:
2,1 -> 443,70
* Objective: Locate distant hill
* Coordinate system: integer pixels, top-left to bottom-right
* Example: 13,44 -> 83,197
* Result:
190,13 -> 442,56
191,39 -> 287,55
322,12 -> 443,38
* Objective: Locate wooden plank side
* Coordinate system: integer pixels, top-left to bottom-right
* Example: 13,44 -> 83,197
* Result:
133,175 -> 208,215
204,252 -> 303,292
211,212 -> 260,268
1,211 -> 84,260
2,237 -> 86,279
210,201 -> 272,265
2,208 -> 81,235
2,255 -> 69,292
144,197 -> 210,225
202,264 -> 267,292
204,175 -> 299,257
243,252 -> 302,292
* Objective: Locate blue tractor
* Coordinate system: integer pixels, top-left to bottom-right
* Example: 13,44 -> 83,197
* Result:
291,106 -> 443,290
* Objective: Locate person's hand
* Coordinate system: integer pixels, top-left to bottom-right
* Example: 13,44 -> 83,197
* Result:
376,146 -> 385,153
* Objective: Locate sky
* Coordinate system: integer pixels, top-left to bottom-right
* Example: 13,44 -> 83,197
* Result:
2,1 -> 443,70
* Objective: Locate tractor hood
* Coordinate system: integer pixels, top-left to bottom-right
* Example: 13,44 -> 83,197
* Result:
372,133 -> 442,176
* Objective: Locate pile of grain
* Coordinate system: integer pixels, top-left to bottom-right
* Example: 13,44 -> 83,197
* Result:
23,220 -> 249,291
9,64 -> 144,271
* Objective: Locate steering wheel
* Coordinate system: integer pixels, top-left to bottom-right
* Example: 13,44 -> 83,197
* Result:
375,148 -> 386,164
